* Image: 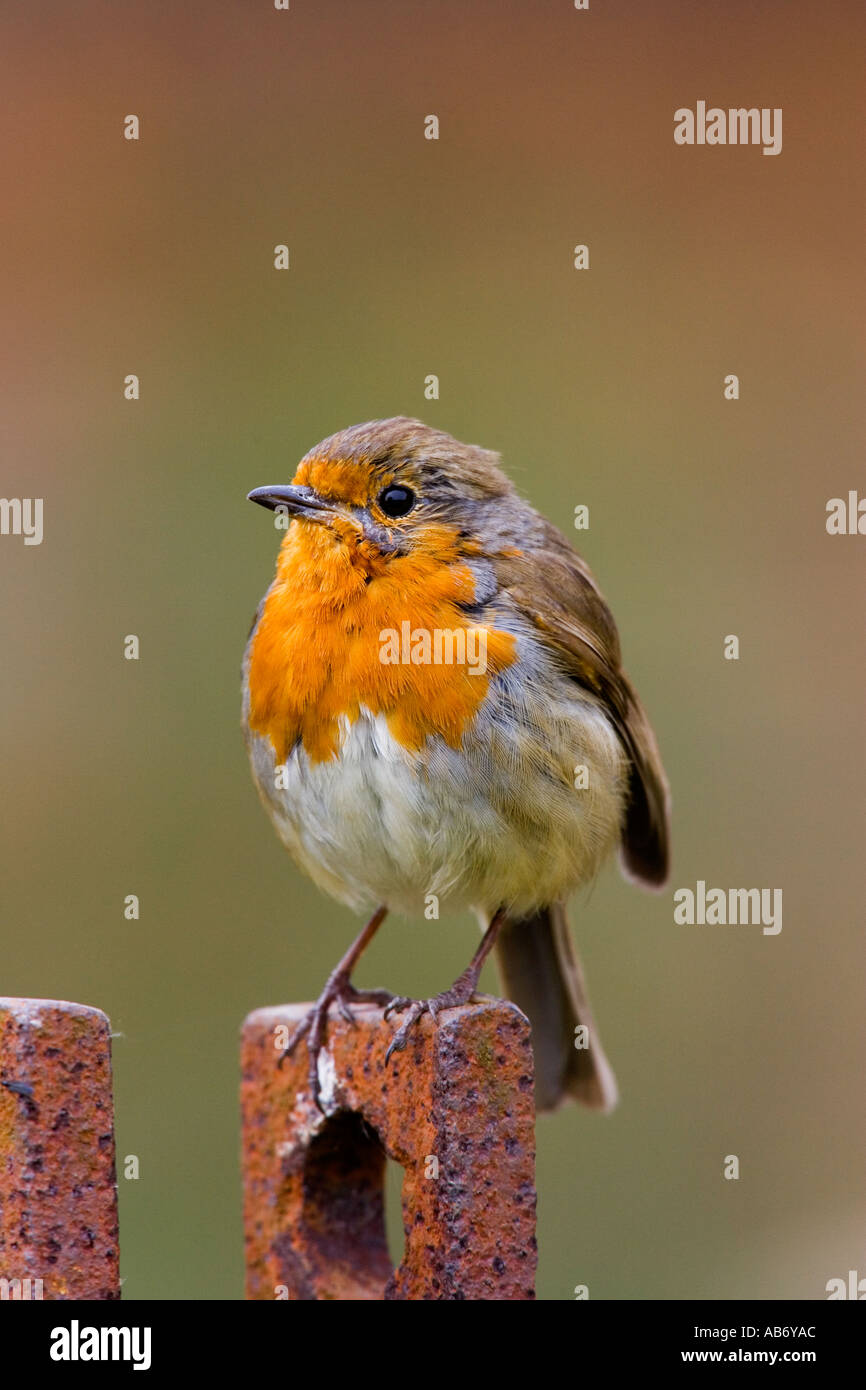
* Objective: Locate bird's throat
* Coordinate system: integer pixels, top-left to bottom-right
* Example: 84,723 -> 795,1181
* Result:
246,522 -> 517,762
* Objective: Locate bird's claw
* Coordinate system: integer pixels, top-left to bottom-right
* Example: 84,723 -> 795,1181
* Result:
384,972 -> 479,1064
277,978 -> 394,1110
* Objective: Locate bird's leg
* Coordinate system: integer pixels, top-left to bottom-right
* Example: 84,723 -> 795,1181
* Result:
279,905 -> 392,1108
384,907 -> 506,1063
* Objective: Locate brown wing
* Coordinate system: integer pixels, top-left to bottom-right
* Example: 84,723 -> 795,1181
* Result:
495,524 -> 670,888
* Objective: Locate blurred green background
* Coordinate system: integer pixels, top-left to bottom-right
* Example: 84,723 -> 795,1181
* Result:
1,0 -> 864,1300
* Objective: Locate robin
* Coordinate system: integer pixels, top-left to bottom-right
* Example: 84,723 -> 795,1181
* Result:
243,418 -> 669,1112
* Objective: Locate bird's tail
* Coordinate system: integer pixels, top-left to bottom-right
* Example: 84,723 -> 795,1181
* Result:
494,903 -> 618,1114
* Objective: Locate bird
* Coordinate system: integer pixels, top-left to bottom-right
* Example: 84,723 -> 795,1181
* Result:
242,417 -> 669,1113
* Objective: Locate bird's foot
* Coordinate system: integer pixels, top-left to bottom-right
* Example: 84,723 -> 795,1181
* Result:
278,973 -> 394,1111
383,964 -> 481,1064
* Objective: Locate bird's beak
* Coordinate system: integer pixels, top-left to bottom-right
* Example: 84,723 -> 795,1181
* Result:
247,484 -> 339,523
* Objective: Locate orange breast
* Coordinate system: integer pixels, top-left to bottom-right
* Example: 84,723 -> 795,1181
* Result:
247,519 -> 517,763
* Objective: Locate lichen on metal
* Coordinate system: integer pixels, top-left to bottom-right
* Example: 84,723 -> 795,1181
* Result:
240,997 -> 537,1300
0,998 -> 120,1301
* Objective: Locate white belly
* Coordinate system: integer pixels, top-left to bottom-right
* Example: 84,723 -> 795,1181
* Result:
245,668 -> 627,919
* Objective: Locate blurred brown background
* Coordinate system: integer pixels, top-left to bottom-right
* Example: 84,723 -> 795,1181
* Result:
1,0 -> 864,1299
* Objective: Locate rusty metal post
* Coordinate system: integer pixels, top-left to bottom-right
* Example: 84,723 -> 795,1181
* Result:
241,997 -> 537,1300
0,998 -> 120,1301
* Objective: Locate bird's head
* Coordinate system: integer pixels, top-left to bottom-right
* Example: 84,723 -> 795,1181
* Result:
248,417 -> 523,577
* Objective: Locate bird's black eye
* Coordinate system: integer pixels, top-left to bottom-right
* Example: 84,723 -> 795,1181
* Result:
377,484 -> 415,518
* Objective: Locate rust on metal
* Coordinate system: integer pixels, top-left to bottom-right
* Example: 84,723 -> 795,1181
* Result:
240,997 -> 537,1300
0,998 -> 120,1300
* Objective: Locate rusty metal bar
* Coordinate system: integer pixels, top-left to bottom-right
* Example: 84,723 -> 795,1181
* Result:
0,998 -> 120,1301
241,997 -> 537,1300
